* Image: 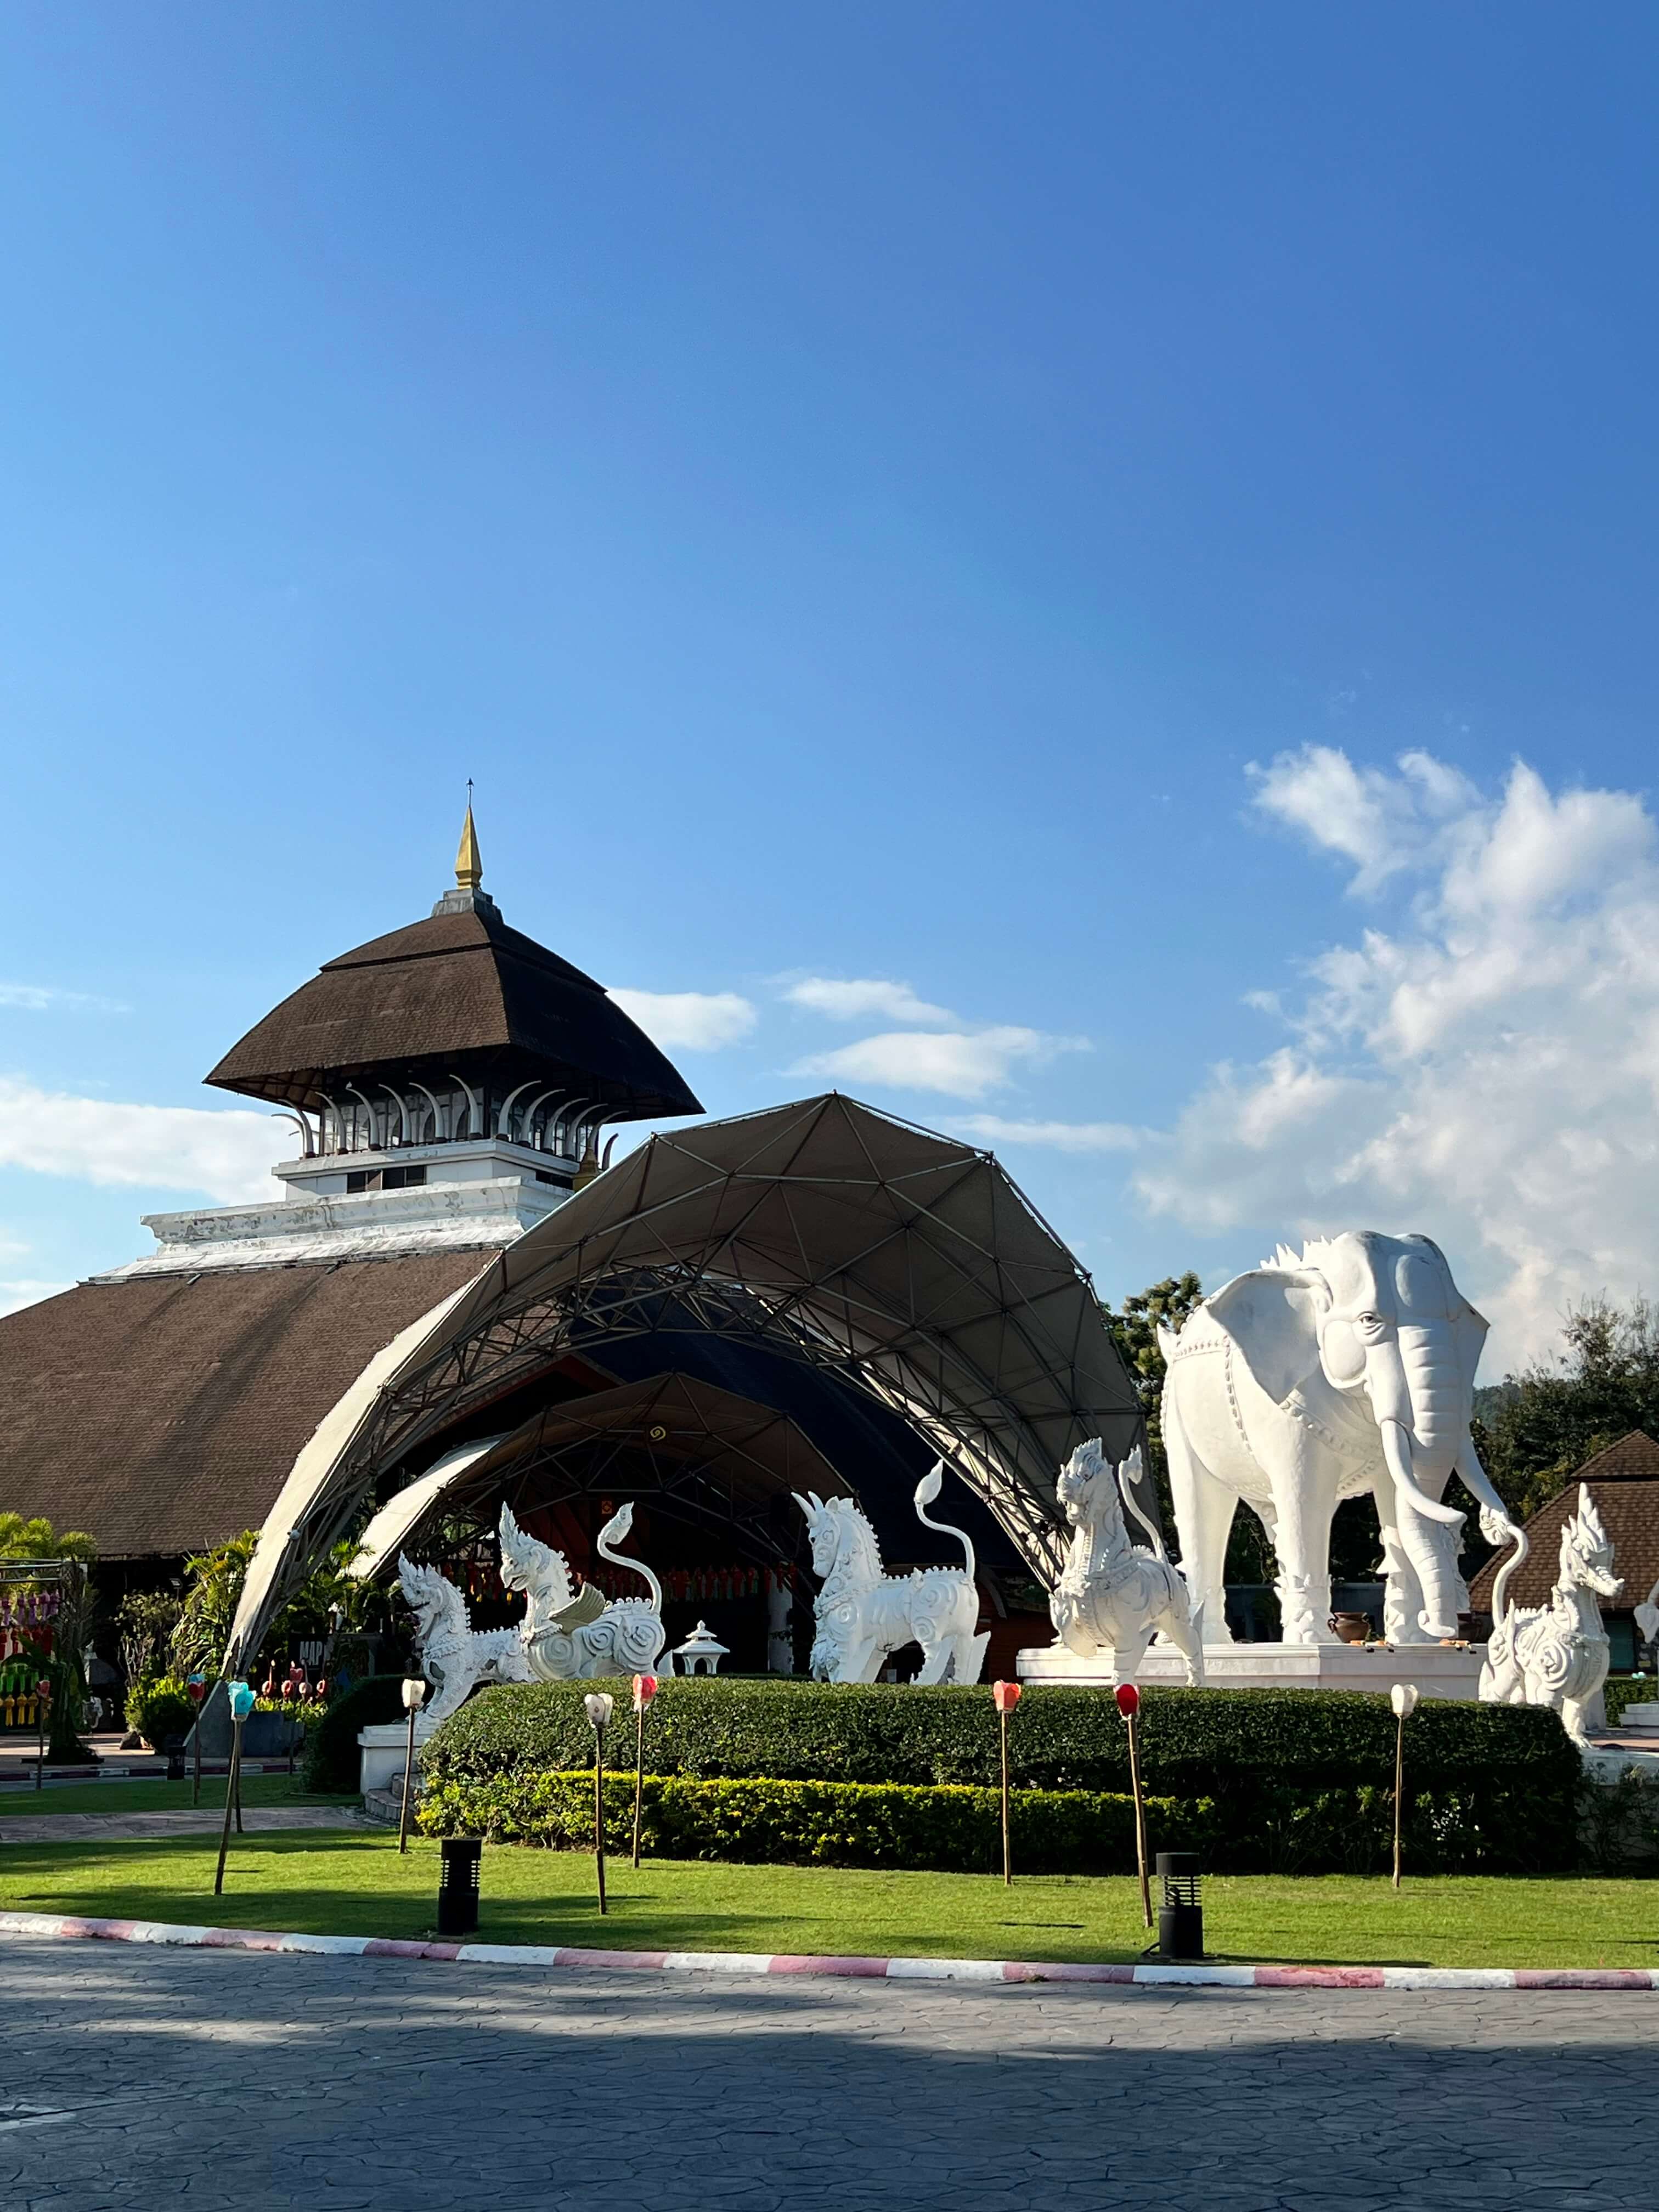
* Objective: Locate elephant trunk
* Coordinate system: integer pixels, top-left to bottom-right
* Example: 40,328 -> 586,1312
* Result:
1380,1418 -> 1464,1640
1395,1321 -> 1466,1485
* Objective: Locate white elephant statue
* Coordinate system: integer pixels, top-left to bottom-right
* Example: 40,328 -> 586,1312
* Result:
1160,1232 -> 1518,1646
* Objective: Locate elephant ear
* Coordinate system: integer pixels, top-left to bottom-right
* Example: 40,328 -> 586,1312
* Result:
1203,1268 -> 1330,1407
1451,1297 -> 1488,1395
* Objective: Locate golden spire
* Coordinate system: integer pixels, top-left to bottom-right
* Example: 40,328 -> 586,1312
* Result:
455,792 -> 483,890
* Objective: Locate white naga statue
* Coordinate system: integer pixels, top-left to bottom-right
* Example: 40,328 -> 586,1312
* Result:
1479,1486 -> 1623,1746
795,1466 -> 989,1686
398,1554 -> 532,1724
1159,1232 -> 1518,1646
498,1500 -> 667,1680
1048,1440 -> 1204,1686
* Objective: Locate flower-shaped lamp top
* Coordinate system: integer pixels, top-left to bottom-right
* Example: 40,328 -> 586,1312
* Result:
186,1675 -> 207,1704
584,1691 -> 615,1731
228,1681 -> 256,1722
401,1677 -> 428,1713
991,1680 -> 1022,1714
1115,1683 -> 1141,1719
1390,1683 -> 1420,1720
632,1673 -> 658,1711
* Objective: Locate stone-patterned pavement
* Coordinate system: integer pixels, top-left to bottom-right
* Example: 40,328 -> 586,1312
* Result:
0,1808 -> 374,1846
0,1934 -> 1647,2210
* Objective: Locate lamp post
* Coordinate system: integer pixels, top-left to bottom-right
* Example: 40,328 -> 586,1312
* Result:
398,1677 -> 427,1855
34,1676 -> 49,1792
630,1673 -> 658,1869
1117,1683 -> 1152,1928
186,1674 -> 206,1805
584,1692 -> 614,1913
991,1681 -> 1022,1884
214,1680 -> 256,1897
1390,1682 -> 1419,1889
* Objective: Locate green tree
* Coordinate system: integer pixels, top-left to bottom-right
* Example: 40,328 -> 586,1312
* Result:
1476,1295 -> 1659,1522
172,1531 -> 369,1679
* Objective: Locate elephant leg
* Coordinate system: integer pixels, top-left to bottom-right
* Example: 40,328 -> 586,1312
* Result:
1272,1483 -> 1333,1645
1165,1391 -> 1236,1646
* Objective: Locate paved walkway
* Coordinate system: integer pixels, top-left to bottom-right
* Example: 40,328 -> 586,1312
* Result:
0,1936 -> 1650,2210
0,1807 -> 369,1845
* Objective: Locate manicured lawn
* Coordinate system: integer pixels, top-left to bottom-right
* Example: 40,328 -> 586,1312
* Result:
0,1776 -> 351,1818
0,1825 -> 1655,1968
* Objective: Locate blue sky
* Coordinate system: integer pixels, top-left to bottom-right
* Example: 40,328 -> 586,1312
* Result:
2,4 -> 1657,1366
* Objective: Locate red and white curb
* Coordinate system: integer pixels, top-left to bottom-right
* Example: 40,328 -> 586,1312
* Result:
0,1911 -> 1652,1990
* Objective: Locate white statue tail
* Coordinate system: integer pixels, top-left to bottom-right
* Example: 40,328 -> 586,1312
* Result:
914,1462 -> 975,1584
596,1500 -> 663,1610
1116,1445 -> 1167,1562
1482,1504 -> 1528,1630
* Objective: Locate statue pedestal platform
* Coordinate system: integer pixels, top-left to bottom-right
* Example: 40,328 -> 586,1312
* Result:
1017,1640 -> 1485,1701
358,1716 -> 437,1796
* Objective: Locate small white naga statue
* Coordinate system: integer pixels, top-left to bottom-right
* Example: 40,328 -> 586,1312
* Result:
1479,1486 -> 1624,1746
398,1554 -> 532,1725
1047,1440 -> 1205,1687
795,1466 -> 990,1686
497,1500 -> 667,1680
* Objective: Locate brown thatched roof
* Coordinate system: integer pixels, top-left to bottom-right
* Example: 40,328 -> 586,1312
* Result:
206,904 -> 701,1122
1467,1432 -> 1659,1613
0,1254 -> 489,1559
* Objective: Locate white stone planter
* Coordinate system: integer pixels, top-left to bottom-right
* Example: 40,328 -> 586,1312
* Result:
358,1714 -> 438,1796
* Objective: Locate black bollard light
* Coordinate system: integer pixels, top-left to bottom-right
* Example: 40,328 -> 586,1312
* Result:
437,1837 -> 481,1937
1155,1852 -> 1204,1961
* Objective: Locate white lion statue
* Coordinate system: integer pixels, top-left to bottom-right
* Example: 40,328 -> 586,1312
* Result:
498,1500 -> 666,1680
1479,1485 -> 1623,1746
397,1554 -> 532,1724
794,1465 -> 989,1686
1048,1439 -> 1204,1686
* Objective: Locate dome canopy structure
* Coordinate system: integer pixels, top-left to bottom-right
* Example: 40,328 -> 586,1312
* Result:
227,1093 -> 1144,1665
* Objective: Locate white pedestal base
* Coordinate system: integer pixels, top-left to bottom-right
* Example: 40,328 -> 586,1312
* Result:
358,1716 -> 437,1796
1016,1640 -> 1485,1701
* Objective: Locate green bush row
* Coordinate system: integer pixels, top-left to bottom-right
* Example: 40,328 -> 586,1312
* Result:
125,1674 -> 196,1750
416,1762 -> 1568,1877
425,1676 -> 1578,1792
420,1679 -> 1582,1874
1603,1677 -> 1656,1726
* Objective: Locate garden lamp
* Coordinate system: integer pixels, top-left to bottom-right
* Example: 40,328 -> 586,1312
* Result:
186,1673 -> 206,1804
1391,1682 -> 1419,1888
398,1677 -> 427,1855
1115,1683 -> 1152,1926
991,1681 -> 1021,1885
585,1692 -> 614,1912
630,1675 -> 658,1868
1155,1852 -> 1204,1962
215,1681 -> 256,1896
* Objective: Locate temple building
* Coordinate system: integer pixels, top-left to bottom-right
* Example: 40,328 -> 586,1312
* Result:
0,817 -> 1140,1673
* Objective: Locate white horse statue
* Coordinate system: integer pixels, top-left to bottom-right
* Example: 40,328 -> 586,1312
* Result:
1479,1485 -> 1623,1746
794,1466 -> 989,1686
1047,1439 -> 1205,1686
397,1554 -> 532,1724
498,1500 -> 667,1680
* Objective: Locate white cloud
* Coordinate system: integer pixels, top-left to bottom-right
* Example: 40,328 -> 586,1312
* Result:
0,1079 -> 277,1201
958,1115 -> 1139,1154
782,977 -> 958,1026
792,1026 -> 1079,1101
610,989 -> 758,1051
1141,749 -> 1659,1367
0,983 -> 126,1013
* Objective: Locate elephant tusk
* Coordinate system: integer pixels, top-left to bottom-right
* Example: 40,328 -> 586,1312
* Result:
1380,1420 -> 1466,1526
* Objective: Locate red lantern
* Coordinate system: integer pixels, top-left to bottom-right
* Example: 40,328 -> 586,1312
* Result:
991,1680 -> 1022,1714
1115,1683 -> 1140,1718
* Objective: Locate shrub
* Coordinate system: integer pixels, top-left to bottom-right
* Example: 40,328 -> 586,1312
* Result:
419,1768 -> 1195,1874
1603,1677 -> 1655,1726
125,1674 -> 195,1750
422,1678 -> 1583,1874
302,1674 -> 405,1793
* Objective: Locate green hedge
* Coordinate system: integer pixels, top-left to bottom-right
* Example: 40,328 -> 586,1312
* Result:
302,1673 -> 405,1793
126,1675 -> 195,1750
1604,1677 -> 1656,1726
419,1769 -> 1184,1874
421,1678 -> 1582,1874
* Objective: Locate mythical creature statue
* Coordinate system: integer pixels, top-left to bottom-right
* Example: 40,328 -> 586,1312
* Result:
397,1554 -> 532,1724
1159,1232 -> 1519,1646
497,1500 -> 667,1680
794,1466 -> 989,1686
1634,1577 -> 1659,1655
1479,1485 -> 1623,1746
1047,1440 -> 1204,1686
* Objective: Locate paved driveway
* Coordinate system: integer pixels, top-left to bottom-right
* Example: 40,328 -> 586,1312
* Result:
0,1936 -> 1646,2211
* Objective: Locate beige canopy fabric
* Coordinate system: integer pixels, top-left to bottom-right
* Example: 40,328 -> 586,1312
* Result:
346,1435 -> 507,1581
226,1094 -> 1141,1662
